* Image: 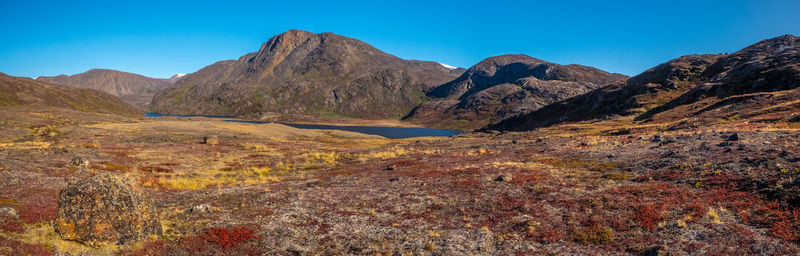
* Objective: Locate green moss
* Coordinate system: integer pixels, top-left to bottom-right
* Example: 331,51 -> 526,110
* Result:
173,86 -> 192,105
0,91 -> 20,106
318,108 -> 352,119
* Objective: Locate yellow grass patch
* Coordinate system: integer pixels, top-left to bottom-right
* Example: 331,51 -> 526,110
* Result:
141,167 -> 280,190
0,141 -> 52,150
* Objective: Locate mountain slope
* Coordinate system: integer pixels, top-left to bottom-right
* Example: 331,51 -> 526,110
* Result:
0,73 -> 140,116
405,54 -> 627,129
149,29 -> 462,120
36,69 -> 174,108
487,34 -> 800,131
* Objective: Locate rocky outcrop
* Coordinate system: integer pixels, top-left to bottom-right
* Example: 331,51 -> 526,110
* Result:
36,69 -> 174,108
405,54 -> 627,129
149,29 -> 462,120
486,35 -> 800,131
53,174 -> 161,247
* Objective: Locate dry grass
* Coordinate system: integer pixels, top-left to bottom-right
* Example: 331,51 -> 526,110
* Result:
140,167 -> 281,190
0,141 -> 53,150
0,223 -> 118,255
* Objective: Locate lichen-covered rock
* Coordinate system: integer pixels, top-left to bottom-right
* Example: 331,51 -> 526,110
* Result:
53,173 -> 161,247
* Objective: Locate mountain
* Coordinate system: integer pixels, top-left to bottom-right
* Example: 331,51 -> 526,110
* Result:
0,73 -> 140,116
149,29 -> 463,120
486,34 -> 800,131
36,69 -> 174,108
404,54 -> 627,129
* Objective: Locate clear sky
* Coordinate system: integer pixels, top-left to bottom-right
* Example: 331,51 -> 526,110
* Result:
1,0 -> 798,78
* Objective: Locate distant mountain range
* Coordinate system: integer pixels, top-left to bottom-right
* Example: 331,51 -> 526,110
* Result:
149,29 -> 463,120
11,31 -> 798,132
0,72 -> 139,116
36,69 -> 180,108
485,35 -> 800,131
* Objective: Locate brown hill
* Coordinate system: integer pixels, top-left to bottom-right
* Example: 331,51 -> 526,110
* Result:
405,54 -> 627,129
36,69 -> 173,108
486,35 -> 800,131
149,29 -> 462,120
0,73 -> 140,116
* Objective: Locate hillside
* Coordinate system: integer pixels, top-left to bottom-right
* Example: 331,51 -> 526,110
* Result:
149,29 -> 462,120
36,69 -> 174,108
405,54 -> 627,129
487,35 -> 800,131
0,72 -> 140,116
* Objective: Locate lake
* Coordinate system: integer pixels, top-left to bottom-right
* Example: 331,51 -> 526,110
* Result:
145,113 -> 461,139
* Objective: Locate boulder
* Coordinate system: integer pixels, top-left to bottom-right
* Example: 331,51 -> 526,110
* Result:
53,174 -> 161,247
203,135 -> 219,145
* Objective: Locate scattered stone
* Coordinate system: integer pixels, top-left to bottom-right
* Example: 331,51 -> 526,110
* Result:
651,134 -> 662,143
70,157 -> 89,168
737,144 -> 746,151
386,165 -> 396,171
724,148 -> 733,153
389,177 -> 400,182
53,173 -> 161,247
512,140 -> 517,144
188,204 -> 213,214
727,133 -> 740,141
494,173 -> 513,182
641,245 -> 668,256
718,141 -> 731,147
0,206 -> 19,221
203,135 -> 219,145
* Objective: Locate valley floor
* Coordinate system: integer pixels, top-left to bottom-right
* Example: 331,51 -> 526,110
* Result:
1,106 -> 800,255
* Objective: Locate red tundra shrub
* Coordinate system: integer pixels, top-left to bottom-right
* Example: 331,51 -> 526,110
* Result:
633,204 -> 663,230
200,226 -> 262,250
686,201 -> 708,222
0,218 -> 23,233
124,240 -> 170,256
17,202 -> 57,224
770,220 -> 797,242
0,236 -> 54,256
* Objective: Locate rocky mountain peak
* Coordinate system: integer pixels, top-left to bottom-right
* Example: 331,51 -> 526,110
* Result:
150,30 -> 462,119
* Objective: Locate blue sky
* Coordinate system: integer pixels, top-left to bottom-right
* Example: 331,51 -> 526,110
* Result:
1,0 -> 798,78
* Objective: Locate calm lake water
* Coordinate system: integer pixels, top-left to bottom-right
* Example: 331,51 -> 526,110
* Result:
145,113 -> 461,139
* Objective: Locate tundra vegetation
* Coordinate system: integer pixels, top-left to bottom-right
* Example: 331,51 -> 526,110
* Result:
0,104 -> 799,255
